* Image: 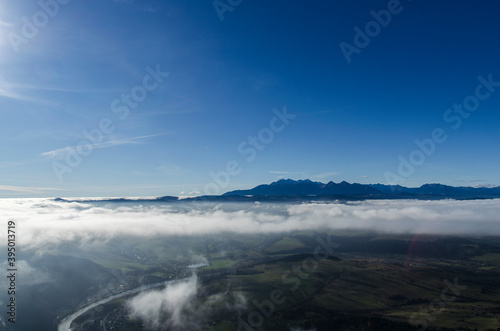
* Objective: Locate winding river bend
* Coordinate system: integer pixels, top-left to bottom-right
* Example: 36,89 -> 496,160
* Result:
57,279 -> 175,331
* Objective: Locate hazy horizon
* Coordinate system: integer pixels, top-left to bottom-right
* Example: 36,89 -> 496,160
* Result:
2,177 -> 500,199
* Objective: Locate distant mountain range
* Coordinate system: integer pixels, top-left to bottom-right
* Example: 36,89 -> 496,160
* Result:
222,179 -> 500,200
55,179 -> 500,204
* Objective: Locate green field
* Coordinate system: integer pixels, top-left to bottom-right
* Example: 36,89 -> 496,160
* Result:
66,232 -> 500,331
266,236 -> 306,252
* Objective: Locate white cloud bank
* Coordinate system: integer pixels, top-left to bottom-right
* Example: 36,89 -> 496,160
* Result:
127,273 -> 198,329
1,198 -> 499,250
126,273 -> 248,329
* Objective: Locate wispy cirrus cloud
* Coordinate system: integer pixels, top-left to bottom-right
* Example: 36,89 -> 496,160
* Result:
1,82 -> 121,94
0,161 -> 25,168
41,132 -> 169,159
0,185 -> 65,194
0,88 -> 61,107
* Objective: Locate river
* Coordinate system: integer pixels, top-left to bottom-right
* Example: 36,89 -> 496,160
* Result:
57,279 -> 175,331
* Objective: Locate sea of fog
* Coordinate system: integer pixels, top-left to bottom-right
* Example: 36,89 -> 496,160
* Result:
1,198 -> 500,251
0,197 -> 499,330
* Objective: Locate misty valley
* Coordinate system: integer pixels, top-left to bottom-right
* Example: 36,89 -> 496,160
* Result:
2,198 -> 499,331
3,0 -> 500,330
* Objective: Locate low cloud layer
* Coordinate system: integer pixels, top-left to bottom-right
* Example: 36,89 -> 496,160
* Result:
126,273 -> 248,329
1,198 -> 500,250
127,273 -> 198,329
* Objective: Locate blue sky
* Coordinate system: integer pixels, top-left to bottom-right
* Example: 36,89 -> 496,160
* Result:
0,0 -> 499,197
